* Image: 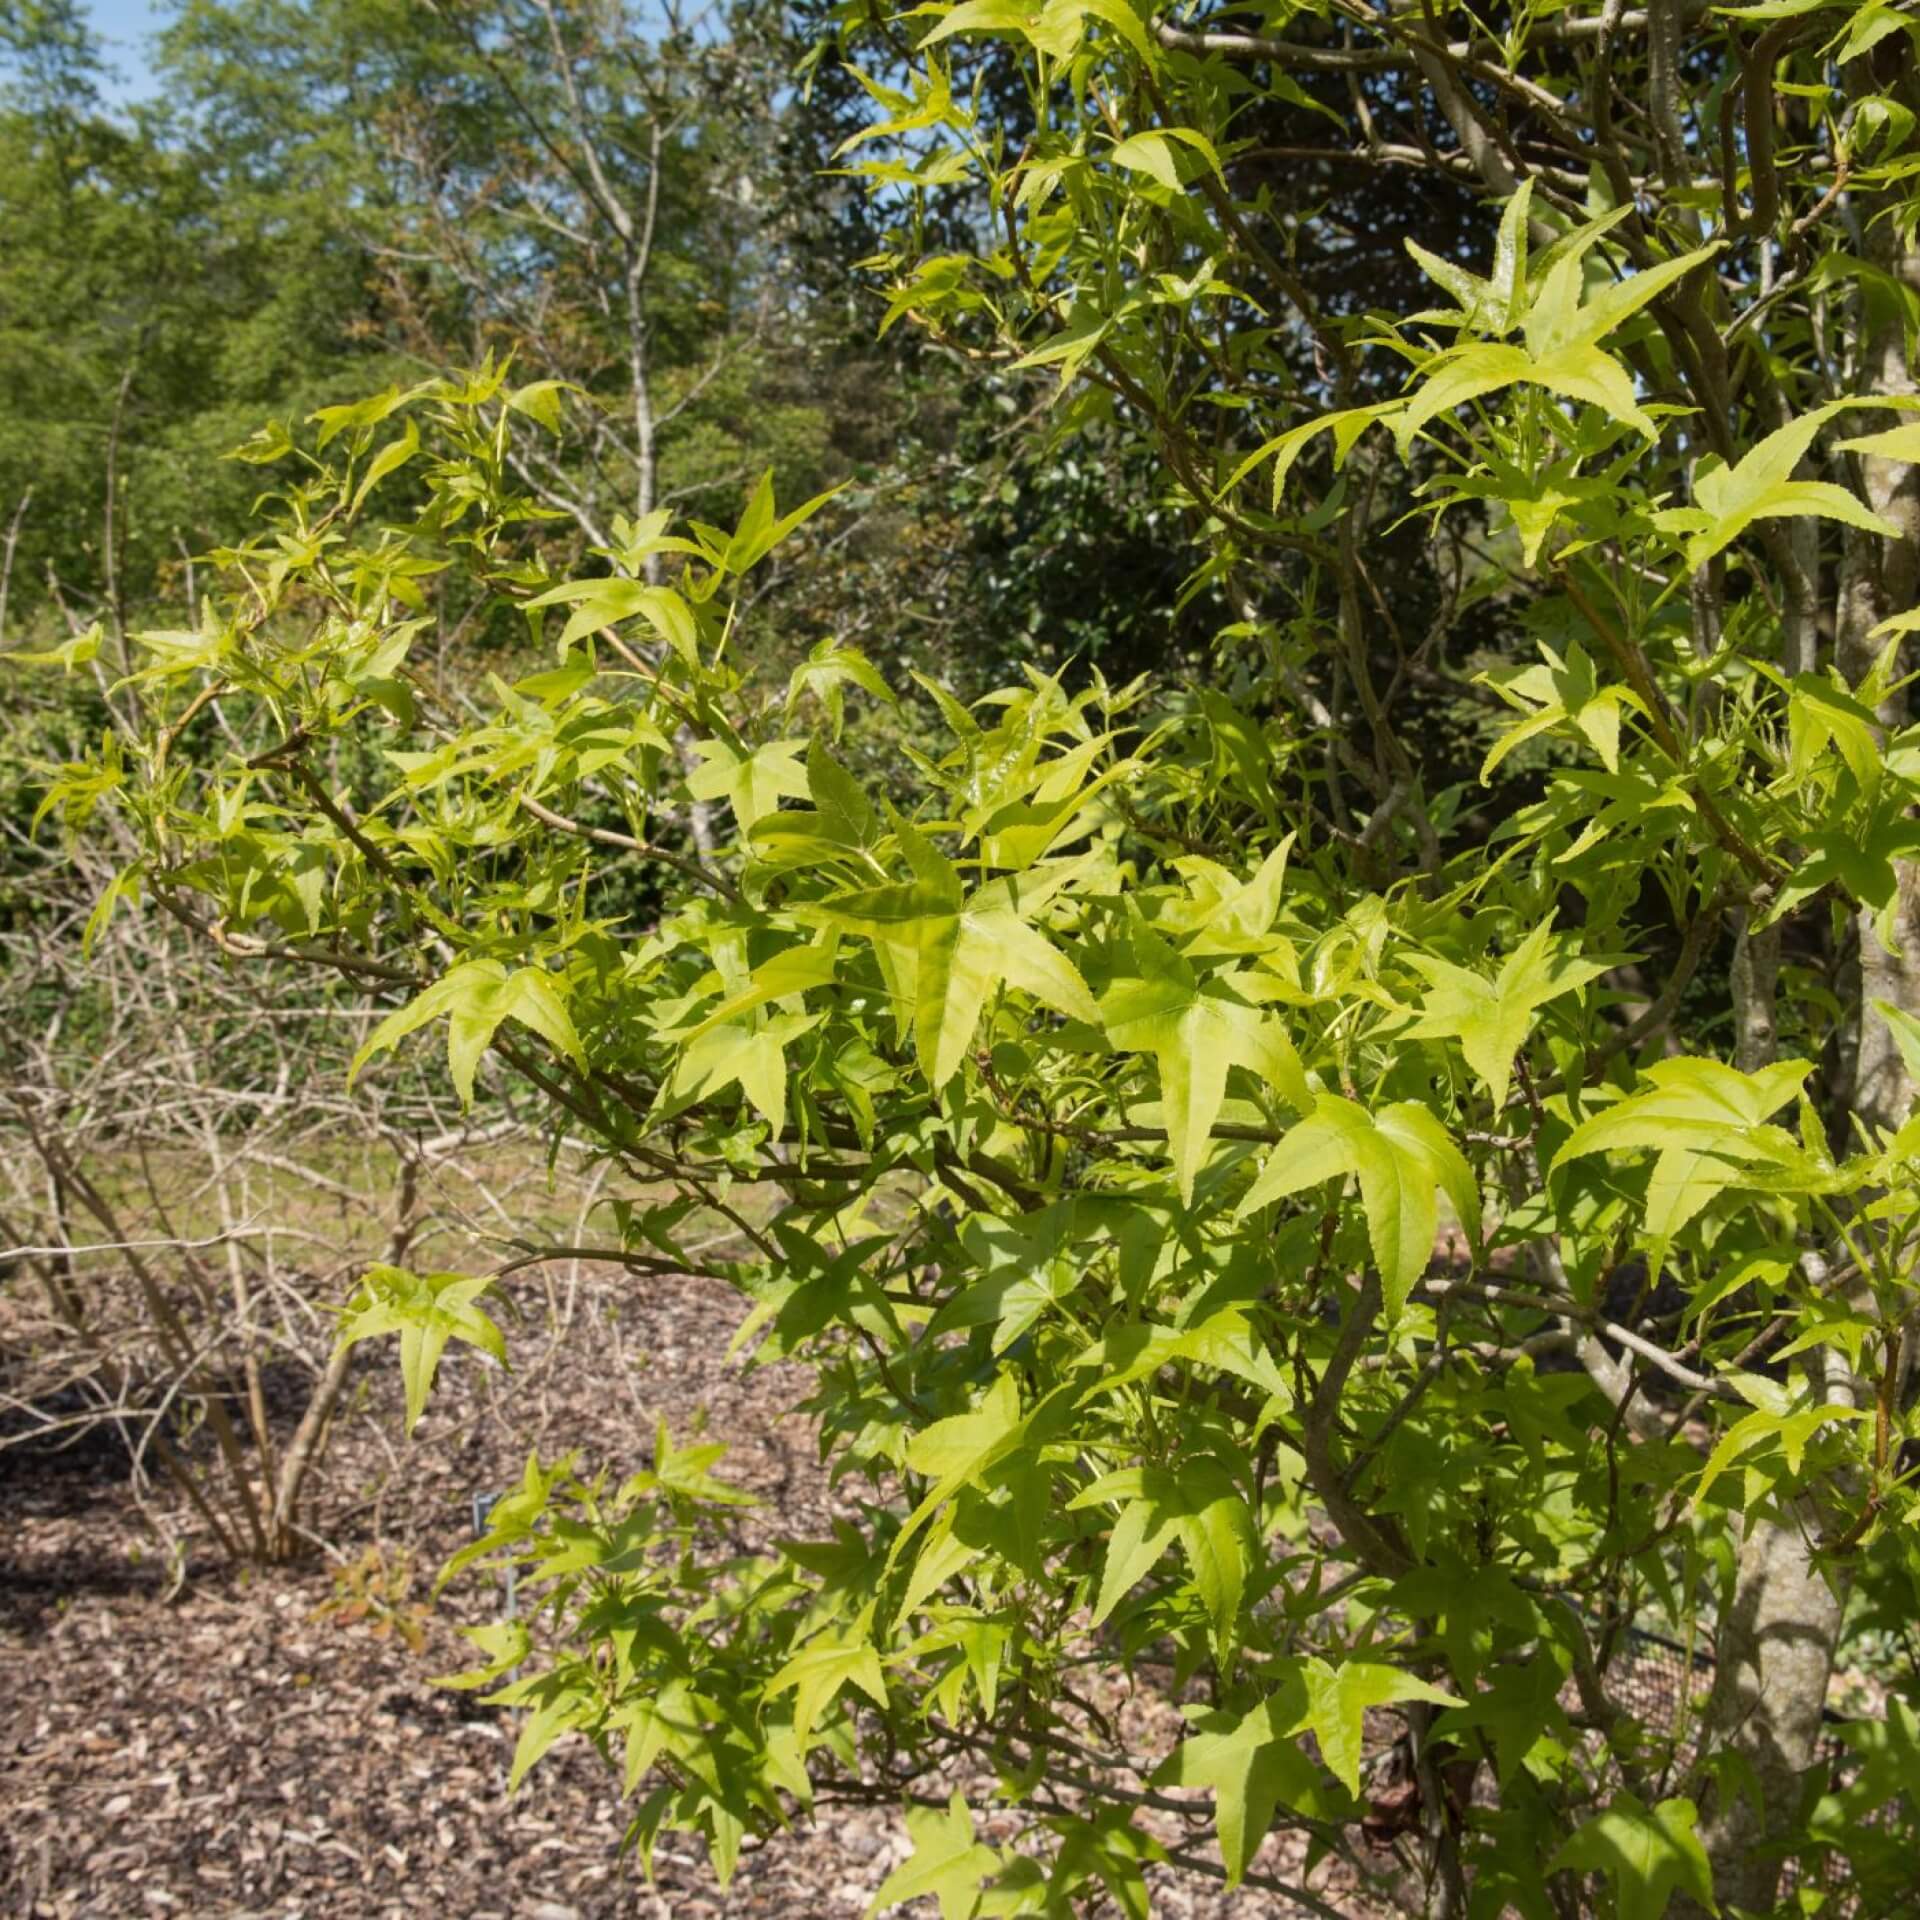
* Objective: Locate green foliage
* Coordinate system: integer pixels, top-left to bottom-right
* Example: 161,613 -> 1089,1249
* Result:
350,960 -> 586,1109
338,1264 -> 508,1433
36,0 -> 1920,1911
0,5 -> 387,630
868,1794 -> 1004,1920
1546,1795 -> 1717,1920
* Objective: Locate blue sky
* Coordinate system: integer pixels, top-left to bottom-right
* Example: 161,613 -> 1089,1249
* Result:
83,0 -> 165,103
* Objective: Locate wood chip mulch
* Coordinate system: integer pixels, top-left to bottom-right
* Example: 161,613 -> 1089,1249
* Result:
2,1267 -> 1374,1920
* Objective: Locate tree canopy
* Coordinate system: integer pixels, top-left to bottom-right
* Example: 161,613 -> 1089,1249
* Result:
19,0 -> 1920,1916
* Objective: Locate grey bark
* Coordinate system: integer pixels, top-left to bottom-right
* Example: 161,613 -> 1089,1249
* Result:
1685,894 -> 1849,1912
1836,227 -> 1920,1137
1685,1497 -> 1848,1914
1729,908 -> 1780,1076
1686,192 -> 1920,1904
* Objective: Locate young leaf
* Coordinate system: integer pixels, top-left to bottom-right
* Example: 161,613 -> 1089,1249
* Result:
1109,132 -> 1183,193
1151,1683 -> 1325,1886
349,415 -> 420,515
1787,673 -> 1884,793
4,621 -> 102,671
1547,1794 -> 1717,1920
1405,918 -> 1616,1112
506,1682 -> 594,1794
1655,401 -> 1900,569
1522,241 -> 1718,361
1692,1400 -> 1868,1508
764,1633 -> 889,1748
868,1792 -> 1000,1920
904,1372 -> 1024,1489
1219,407 -> 1389,511
349,960 -> 586,1106
664,1010 -> 821,1137
687,736 -> 813,832
890,1374 -> 1033,1568
1101,925 -> 1303,1201
1071,1459 -> 1254,1652
786,639 -> 895,735
1554,1057 -> 1813,1266
722,473 -> 846,573
431,1616 -> 532,1693
523,574 -> 698,660
821,839 -> 1096,1089
1238,1097 -> 1476,1317
1554,1057 -> 1810,1165
1405,179 -> 1534,335
1395,344 -> 1627,449
1479,640 -> 1638,778
1297,1658 -> 1462,1798
337,1264 -> 507,1432
916,0 -> 1033,49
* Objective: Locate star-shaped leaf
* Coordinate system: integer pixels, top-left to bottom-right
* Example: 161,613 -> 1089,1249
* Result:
1479,639 -> 1640,779
1395,338 -> 1661,451
1101,924 -> 1309,1200
350,959 -> 586,1107
1431,1658 -> 1570,1787
1395,208 -> 1716,452
764,1633 -> 889,1750
522,572 -> 698,659
1405,917 -> 1617,1112
1786,672 -> 1883,794
1150,1680 -> 1320,1886
1828,1695 -> 1920,1815
1555,1056 -> 1817,1272
869,1792 -> 1000,1920
1654,399 -> 1900,570
1154,1657 -> 1458,1882
1296,1657 -> 1461,1798
1692,1395 -> 1868,1509
1167,834 -> 1295,955
338,1263 -> 506,1432
1070,1458 -> 1254,1653
786,639 -> 895,736
687,735 -> 813,831
664,1010 -> 822,1137
1237,1096 -> 1477,1317
890,1372 -> 1031,1567
821,832 -> 1096,1089
1547,1794 -> 1717,1920
1405,178 -> 1535,335
1555,1057 -> 1811,1179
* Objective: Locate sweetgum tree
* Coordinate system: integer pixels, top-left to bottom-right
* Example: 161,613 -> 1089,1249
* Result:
29,0 -> 1920,1912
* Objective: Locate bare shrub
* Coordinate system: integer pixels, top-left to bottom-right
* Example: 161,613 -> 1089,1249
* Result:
0,696 -> 589,1567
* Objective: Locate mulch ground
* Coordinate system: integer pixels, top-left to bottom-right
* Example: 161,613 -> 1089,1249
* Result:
1,1267 -> 1374,1920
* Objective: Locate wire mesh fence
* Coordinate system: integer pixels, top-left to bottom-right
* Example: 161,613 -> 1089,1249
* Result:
1598,1619 -> 1905,1919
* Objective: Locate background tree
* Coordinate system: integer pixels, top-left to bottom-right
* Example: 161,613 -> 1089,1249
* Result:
3,0 -> 1229,701
0,0 -> 386,634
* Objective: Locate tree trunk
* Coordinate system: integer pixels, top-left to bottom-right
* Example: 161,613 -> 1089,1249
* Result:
1685,1501 -> 1846,1914
1682,885 -> 1847,1911
1836,225 -> 1920,1135
1688,210 -> 1920,1911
